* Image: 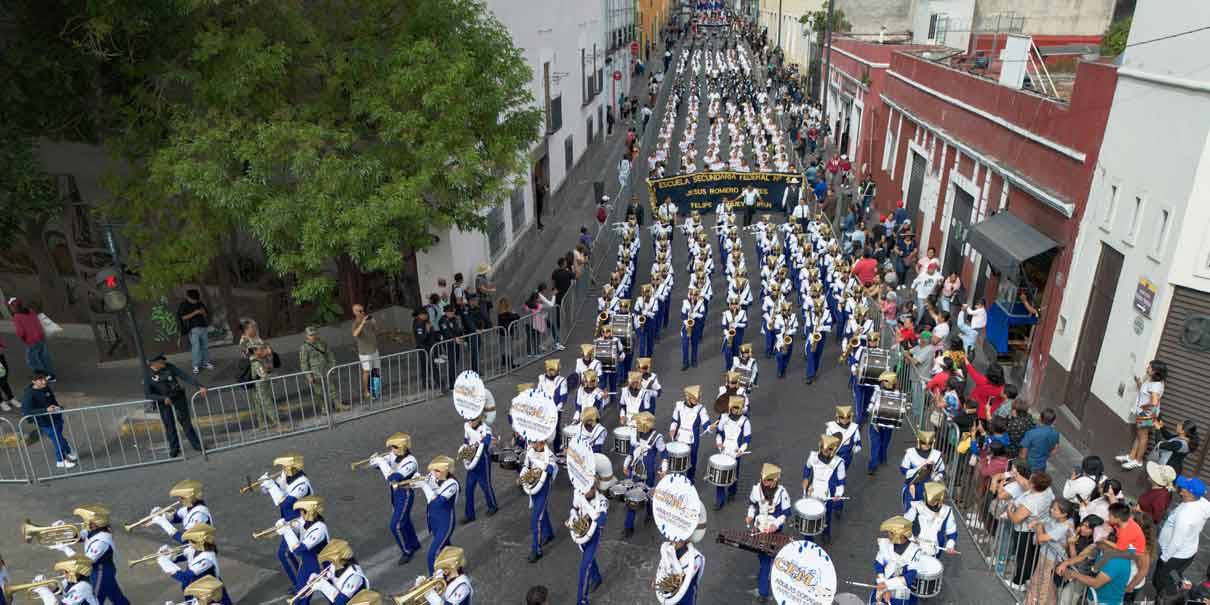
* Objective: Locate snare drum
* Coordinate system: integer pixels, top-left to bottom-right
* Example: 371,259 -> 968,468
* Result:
666,442 -> 691,474
625,484 -> 650,510
910,555 -> 943,599
609,479 -> 633,501
563,424 -> 579,443
858,348 -> 891,385
789,498 -> 827,537
871,391 -> 907,430
705,454 -> 737,487
612,426 -> 635,456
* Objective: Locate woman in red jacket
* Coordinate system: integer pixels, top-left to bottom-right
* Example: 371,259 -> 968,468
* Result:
966,361 -> 1006,420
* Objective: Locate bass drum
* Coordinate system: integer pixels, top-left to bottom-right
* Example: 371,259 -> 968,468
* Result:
858,348 -> 891,385
871,391 -> 907,430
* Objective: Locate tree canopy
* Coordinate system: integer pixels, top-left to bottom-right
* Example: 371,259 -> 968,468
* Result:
79,0 -> 543,302
800,8 -> 852,35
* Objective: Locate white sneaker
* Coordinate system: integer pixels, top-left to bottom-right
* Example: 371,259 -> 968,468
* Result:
55,460 -> 77,469
66,452 -> 78,462
1123,459 -> 1143,470
555,343 -> 566,351
0,402 -> 10,412
1115,454 -> 1131,463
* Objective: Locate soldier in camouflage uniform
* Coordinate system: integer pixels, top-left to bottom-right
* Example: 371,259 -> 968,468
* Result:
250,344 -> 280,430
299,326 -> 344,411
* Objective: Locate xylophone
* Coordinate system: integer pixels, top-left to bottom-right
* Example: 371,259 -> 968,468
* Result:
716,528 -> 794,556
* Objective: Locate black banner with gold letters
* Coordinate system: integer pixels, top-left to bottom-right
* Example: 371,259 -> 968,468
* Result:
646,171 -> 802,215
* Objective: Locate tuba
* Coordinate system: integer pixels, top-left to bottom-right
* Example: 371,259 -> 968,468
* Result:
392,575 -> 448,605
568,511 -> 593,540
21,519 -> 85,547
654,572 -> 685,596
518,467 -> 543,490
457,445 -> 477,464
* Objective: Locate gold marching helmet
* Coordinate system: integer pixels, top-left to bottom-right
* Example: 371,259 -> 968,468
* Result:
428,455 -> 456,476
181,523 -> 216,548
319,539 -> 355,567
293,496 -> 324,521
835,406 -> 854,423
579,344 -> 594,357
727,396 -> 745,414
880,516 -> 914,544
739,343 -> 753,356
683,385 -> 701,404
917,431 -> 936,450
924,483 -> 947,507
581,407 -> 600,425
878,370 -> 898,390
638,357 -> 653,371
760,463 -> 782,482
183,576 -> 226,604
386,432 -> 412,453
73,504 -> 112,528
725,371 -> 741,385
634,412 -> 657,433
627,371 -> 641,386
54,555 -> 93,580
544,359 -> 560,373
347,590 -> 383,605
584,370 -> 600,387
434,546 -> 467,574
819,434 -> 841,456
169,480 -> 204,506
273,453 -> 305,474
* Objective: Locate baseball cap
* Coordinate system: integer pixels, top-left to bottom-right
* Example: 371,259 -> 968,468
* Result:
1177,475 -> 1206,499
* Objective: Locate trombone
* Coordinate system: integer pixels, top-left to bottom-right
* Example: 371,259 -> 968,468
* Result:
252,518 -> 303,540
124,501 -> 181,532
129,544 -> 188,567
350,453 -> 384,471
4,574 -> 66,600
21,519 -> 86,547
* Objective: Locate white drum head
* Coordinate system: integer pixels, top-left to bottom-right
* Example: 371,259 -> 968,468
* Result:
799,498 -> 825,516
914,555 -> 943,575
709,453 -> 736,469
667,442 -> 690,456
614,426 -> 635,439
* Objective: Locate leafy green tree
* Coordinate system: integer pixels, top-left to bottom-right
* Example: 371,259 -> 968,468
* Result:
95,0 -> 543,307
1101,17 -> 1132,57
799,8 -> 852,35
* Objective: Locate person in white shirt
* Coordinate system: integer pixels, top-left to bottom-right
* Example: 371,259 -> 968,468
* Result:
740,185 -> 760,227
1154,476 -> 1210,595
910,263 -> 942,323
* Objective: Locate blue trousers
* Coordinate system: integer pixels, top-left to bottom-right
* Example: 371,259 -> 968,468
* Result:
464,461 -> 498,520
25,341 -> 54,376
39,421 -> 73,462
293,552 -> 320,605
854,383 -> 873,425
390,493 -> 422,556
714,458 -> 740,506
624,498 -> 654,530
426,516 -> 454,575
530,485 -> 555,555
723,328 -> 745,368
764,328 -> 776,358
868,426 -> 894,473
577,530 -> 604,604
805,334 -> 827,379
637,325 -> 652,357
604,371 -> 619,400
553,411 -> 565,454
776,345 -> 793,377
278,539 -> 300,586
681,333 -> 700,367
757,551 -> 774,597
92,562 -> 130,605
684,443 -> 701,485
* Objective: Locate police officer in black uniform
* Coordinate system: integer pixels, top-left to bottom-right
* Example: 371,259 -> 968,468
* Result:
144,354 -> 207,457
437,306 -> 466,391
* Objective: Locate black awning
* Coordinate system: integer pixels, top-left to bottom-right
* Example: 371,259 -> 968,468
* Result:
966,212 -> 1060,281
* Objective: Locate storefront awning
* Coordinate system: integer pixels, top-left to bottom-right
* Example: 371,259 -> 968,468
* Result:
966,212 -> 1060,282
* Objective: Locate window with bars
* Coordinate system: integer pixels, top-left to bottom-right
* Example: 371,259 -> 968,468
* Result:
510,186 -> 526,232
486,204 -> 507,260
549,95 -> 563,133
564,135 -> 574,173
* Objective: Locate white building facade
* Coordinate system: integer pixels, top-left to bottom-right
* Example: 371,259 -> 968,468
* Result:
415,0 -> 629,293
1045,1 -> 1210,473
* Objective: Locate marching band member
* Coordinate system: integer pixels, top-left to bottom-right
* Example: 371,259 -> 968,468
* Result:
656,268 -> 675,336
715,371 -> 749,415
370,433 -> 422,564
147,480 -> 212,542
654,538 -> 704,605
871,516 -> 921,605
570,407 -> 607,453
772,302 -> 797,379
669,386 -> 711,485
680,289 -> 706,371
537,360 -> 568,452
31,556 -> 97,605
575,345 -> 602,386
460,413 -> 498,522
731,344 -> 758,390
720,297 -> 747,370
760,284 -> 781,358
255,453 -> 312,586
713,396 -> 751,510
596,325 -> 625,401
622,412 -> 666,537
569,481 -> 608,604
573,371 -> 605,423
903,483 -> 958,557
277,497 -> 329,605
746,464 -> 791,604
850,332 -> 880,426
638,358 -> 663,398
597,284 -> 616,316
618,372 -> 656,427
867,371 -> 900,476
803,299 -> 832,385
899,432 -> 944,511
155,523 -> 232,605
801,434 -> 846,541
635,284 -> 656,357
420,456 -> 460,574
310,540 -> 368,605
412,546 -> 472,605
51,505 -> 128,605
825,406 -> 862,472
728,275 -> 753,310
521,440 -> 557,563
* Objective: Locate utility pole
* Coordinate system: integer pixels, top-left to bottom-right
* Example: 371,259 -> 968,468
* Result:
776,0 -> 783,49
102,223 -> 153,404
820,0 -> 847,226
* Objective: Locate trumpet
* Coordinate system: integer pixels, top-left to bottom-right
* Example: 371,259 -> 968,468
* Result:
392,574 -> 447,605
252,518 -> 302,540
129,544 -> 188,567
272,565 -> 335,604
350,453 -> 385,471
239,473 -> 274,495
4,575 -> 66,600
391,476 -> 431,490
124,501 -> 181,532
21,519 -> 86,547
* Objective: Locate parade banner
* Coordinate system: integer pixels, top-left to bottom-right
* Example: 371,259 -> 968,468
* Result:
770,540 -> 838,605
509,390 -> 558,442
565,438 -> 596,493
453,371 -> 486,420
652,474 -> 704,541
646,171 -> 803,216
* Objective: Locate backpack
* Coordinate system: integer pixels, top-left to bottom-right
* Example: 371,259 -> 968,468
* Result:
596,206 -> 607,224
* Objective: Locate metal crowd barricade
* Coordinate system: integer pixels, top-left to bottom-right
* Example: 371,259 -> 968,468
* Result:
0,416 -> 30,483
506,309 -> 558,372
327,348 -> 432,424
19,399 -> 178,482
428,326 -> 510,392
190,370 -> 329,455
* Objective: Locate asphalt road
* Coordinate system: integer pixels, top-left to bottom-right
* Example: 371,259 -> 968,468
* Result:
0,32 -> 1015,605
